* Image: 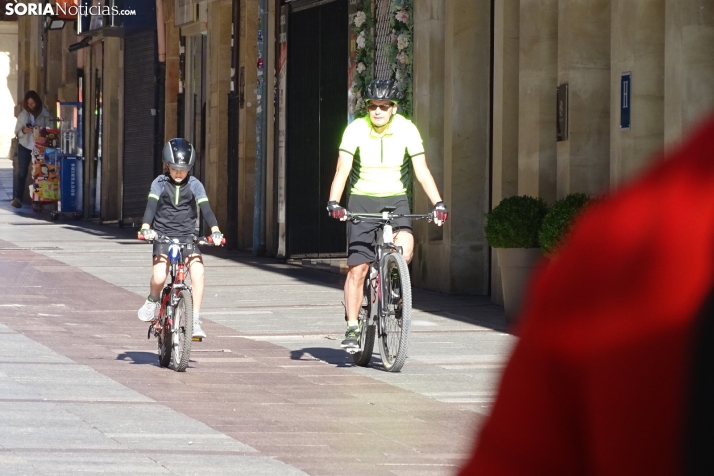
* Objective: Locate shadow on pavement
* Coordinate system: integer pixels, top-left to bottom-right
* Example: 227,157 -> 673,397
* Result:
3,214 -> 508,333
290,347 -> 362,368
116,351 -> 159,366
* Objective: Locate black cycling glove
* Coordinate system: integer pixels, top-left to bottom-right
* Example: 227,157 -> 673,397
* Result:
327,201 -> 346,219
433,201 -> 448,224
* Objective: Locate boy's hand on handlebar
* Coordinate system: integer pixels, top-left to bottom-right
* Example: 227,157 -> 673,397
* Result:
209,230 -> 225,246
432,201 -> 448,226
327,201 -> 347,221
138,228 -> 157,241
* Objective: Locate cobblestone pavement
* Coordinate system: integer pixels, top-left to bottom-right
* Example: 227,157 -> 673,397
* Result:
0,159 -> 514,475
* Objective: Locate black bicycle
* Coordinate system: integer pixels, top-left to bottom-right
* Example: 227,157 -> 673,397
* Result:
345,207 -> 433,372
138,232 -> 223,372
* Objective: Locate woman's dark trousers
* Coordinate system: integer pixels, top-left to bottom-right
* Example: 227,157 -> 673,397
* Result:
14,144 -> 32,201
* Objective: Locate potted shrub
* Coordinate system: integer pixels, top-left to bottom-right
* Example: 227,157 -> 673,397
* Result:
538,193 -> 591,257
485,196 -> 548,323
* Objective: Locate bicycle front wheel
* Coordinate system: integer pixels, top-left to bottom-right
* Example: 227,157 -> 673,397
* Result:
171,290 -> 194,372
378,252 -> 412,372
157,306 -> 172,368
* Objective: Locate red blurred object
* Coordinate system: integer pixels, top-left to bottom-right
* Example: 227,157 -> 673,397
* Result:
459,114 -> 714,476
56,0 -> 78,20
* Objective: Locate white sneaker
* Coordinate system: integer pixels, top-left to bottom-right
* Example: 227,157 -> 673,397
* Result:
193,318 -> 207,339
138,299 -> 159,322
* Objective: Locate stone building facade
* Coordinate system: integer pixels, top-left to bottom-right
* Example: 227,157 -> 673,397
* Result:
12,0 -> 714,299
489,0 -> 714,303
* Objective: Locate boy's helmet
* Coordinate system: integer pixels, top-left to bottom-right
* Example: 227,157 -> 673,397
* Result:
163,138 -> 195,171
363,80 -> 402,103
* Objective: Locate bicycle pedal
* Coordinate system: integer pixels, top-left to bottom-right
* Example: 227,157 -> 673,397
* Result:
346,348 -> 358,355
192,337 -> 203,342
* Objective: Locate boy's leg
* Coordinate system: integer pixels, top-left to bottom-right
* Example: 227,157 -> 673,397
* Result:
186,254 -> 206,338
138,255 -> 168,322
150,255 -> 169,297
186,254 -> 205,312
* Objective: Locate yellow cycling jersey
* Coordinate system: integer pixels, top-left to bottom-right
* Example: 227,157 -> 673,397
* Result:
338,114 -> 425,197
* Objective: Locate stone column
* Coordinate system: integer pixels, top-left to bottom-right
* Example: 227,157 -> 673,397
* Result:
44,29 -> 65,113
411,0 -> 446,290
237,0 -> 258,249
100,38 -> 123,221
491,0 -> 520,305
557,0 -> 611,198
0,22 -> 18,159
206,0 -> 232,231
610,0 -> 665,187
57,27 -> 78,103
493,0 -> 519,205
664,0 -> 714,146
444,0 -> 491,294
265,0 -> 278,254
518,0 -> 557,203
163,0 -> 180,141
17,17 -> 30,109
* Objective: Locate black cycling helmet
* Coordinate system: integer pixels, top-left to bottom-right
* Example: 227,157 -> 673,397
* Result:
162,138 -> 195,171
363,80 -> 402,103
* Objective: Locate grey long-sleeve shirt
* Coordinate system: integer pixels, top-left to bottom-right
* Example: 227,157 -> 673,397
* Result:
15,107 -> 53,150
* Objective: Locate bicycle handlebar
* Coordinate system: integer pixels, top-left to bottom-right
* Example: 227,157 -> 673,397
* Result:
137,232 -> 225,247
344,211 -> 434,223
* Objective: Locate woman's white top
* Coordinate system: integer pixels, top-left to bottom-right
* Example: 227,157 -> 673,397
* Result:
15,106 -> 53,150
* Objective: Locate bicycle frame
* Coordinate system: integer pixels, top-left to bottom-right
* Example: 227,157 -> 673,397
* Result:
155,241 -> 191,337
350,210 -> 432,332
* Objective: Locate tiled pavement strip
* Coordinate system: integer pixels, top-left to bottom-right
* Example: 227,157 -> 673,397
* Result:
0,159 -> 515,475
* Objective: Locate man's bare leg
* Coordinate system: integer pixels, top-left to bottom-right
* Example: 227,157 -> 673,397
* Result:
345,263 -> 369,325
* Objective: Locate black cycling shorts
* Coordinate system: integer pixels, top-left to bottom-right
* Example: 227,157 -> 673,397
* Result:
152,236 -> 202,259
346,194 -> 411,267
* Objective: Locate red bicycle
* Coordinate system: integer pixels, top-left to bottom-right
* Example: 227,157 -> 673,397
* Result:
138,233 -> 223,371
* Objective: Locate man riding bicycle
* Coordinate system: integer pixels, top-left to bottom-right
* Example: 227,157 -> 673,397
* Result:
327,79 -> 448,351
136,138 -> 224,340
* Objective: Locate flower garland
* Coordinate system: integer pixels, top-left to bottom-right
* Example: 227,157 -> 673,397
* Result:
349,0 -> 374,119
385,0 -> 413,118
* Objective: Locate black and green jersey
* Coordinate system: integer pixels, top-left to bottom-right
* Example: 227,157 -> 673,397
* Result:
339,114 -> 425,197
142,173 -> 218,237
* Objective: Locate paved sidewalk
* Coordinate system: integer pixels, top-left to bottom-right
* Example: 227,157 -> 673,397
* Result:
0,158 -> 514,475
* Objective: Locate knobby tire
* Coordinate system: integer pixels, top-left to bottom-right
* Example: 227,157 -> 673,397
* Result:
158,304 -> 172,368
172,290 -> 193,372
378,252 -> 411,372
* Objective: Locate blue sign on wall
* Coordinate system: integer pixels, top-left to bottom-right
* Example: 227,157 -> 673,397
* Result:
620,72 -> 631,130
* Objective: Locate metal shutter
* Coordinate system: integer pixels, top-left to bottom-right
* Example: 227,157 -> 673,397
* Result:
122,30 -> 158,223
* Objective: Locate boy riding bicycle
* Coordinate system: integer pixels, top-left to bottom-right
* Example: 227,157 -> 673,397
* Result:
137,138 -> 223,339
327,80 -> 449,351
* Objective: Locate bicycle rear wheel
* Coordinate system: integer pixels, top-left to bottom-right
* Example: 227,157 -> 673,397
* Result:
378,252 -> 412,372
352,289 -> 375,366
171,290 -> 194,372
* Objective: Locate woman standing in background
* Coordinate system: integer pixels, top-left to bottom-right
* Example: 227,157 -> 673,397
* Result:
12,90 -> 52,208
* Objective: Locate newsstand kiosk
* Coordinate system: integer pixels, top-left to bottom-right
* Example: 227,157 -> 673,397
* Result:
50,102 -> 84,220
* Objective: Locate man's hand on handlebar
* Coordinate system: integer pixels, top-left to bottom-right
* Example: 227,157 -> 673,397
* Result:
432,201 -> 448,226
327,200 -> 347,221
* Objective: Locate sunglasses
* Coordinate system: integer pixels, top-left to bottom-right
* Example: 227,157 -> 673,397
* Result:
367,103 -> 394,112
